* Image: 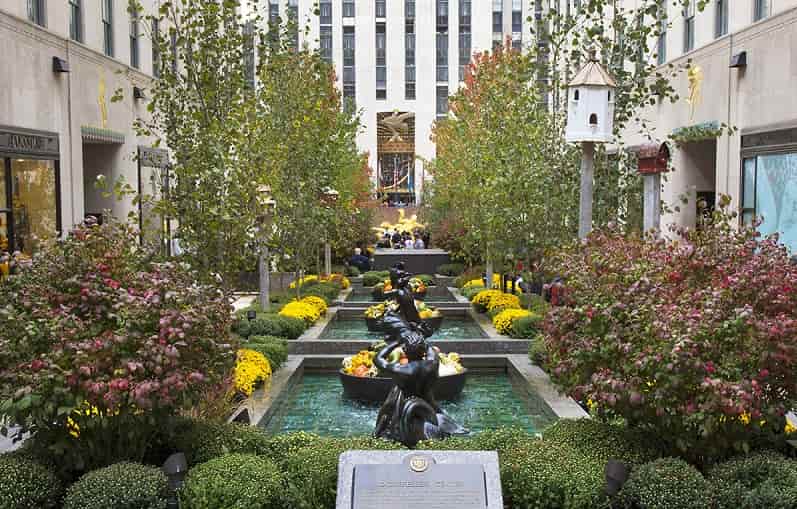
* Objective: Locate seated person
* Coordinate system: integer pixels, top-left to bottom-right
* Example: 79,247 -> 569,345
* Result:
349,248 -> 371,272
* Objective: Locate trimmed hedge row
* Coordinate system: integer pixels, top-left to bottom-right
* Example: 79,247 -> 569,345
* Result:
234,314 -> 306,340
4,419 -> 796,509
244,335 -> 288,371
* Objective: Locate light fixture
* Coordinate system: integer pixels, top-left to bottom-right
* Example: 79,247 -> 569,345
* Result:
162,453 -> 188,509
133,86 -> 146,100
730,51 -> 747,68
604,459 -> 630,497
246,310 -> 257,321
52,57 -> 70,73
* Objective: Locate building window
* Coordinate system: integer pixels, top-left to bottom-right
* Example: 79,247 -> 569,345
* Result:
288,0 -> 298,50
69,0 -> 82,42
343,26 -> 355,110
376,0 -> 386,18
243,20 -> 255,88
268,0 -> 279,23
715,0 -> 728,37
437,0 -> 448,29
319,0 -> 332,24
683,0 -> 695,53
459,0 -> 471,82
28,0 -> 46,27
754,0 -> 770,21
102,0 -> 114,57
1,158 -> 60,256
170,31 -> 178,74
436,85 -> 448,117
130,10 -> 140,69
742,152 -> 797,252
512,0 -> 522,33
151,19 -> 160,77
405,17 -> 415,100
657,5 -> 667,65
492,0 -> 503,35
320,26 -> 333,62
376,23 -> 386,99
436,32 -> 448,82
405,0 -> 415,19
343,0 -> 355,18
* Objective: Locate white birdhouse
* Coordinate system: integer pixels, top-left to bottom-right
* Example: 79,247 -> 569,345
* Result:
565,52 -> 617,144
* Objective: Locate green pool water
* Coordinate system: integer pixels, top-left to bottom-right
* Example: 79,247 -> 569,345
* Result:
259,373 -> 556,436
320,317 -> 486,340
346,292 -> 459,303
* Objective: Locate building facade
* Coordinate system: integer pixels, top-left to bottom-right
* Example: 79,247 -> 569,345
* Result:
0,0 -> 164,257
619,0 -> 797,251
273,0 -> 537,205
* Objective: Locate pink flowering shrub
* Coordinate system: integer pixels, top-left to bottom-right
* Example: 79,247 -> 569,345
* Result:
0,219 -> 236,472
544,202 -> 797,464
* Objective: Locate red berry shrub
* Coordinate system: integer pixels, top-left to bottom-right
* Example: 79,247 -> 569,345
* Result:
544,205 -> 797,464
0,219 -> 236,473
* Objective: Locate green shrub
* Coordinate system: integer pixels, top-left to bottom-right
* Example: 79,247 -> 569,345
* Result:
247,315 -> 306,339
708,451 -> 797,509
619,458 -> 711,509
501,439 -> 606,509
245,336 -> 288,370
180,454 -> 282,509
437,263 -> 465,276
344,265 -> 361,277
520,293 -> 549,315
543,419 -> 660,466
510,313 -> 544,339
362,271 -> 389,287
416,274 -> 435,286
461,286 -> 485,301
0,454 -> 61,509
63,462 -> 168,509
233,319 -> 251,338
454,266 -> 484,288
529,336 -> 547,365
262,432 -> 322,467
170,419 -> 273,466
302,282 -> 340,302
282,437 -> 401,508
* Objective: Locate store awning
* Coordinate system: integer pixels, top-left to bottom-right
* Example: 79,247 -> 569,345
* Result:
635,142 -> 670,175
81,126 -> 125,145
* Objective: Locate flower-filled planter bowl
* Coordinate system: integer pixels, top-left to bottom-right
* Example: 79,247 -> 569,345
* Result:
339,369 -> 468,402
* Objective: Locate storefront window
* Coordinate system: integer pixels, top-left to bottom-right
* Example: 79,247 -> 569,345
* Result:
742,153 -> 797,253
10,159 -> 58,255
0,174 -> 8,254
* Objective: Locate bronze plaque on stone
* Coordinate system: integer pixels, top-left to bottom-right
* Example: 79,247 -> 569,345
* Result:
351,455 -> 487,509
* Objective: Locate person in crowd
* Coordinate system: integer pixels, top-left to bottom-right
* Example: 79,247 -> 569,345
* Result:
413,235 -> 425,249
404,235 -> 414,249
350,248 -> 371,272
392,230 -> 403,249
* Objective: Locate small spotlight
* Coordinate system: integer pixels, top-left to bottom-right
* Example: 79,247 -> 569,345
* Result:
729,51 -> 747,68
52,56 -> 70,73
246,310 -> 257,322
162,452 -> 188,509
133,86 -> 146,100
605,459 -> 630,497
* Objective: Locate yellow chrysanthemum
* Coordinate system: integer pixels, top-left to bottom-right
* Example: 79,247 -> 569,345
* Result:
492,309 -> 532,335
472,289 -> 503,309
463,274 -> 522,293
786,420 -> 796,434
300,295 -> 328,315
234,349 -> 272,396
486,293 -> 521,313
279,301 -> 321,325
289,275 -> 319,289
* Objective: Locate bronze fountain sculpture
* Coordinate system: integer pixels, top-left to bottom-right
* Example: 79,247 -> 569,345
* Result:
372,264 -> 468,447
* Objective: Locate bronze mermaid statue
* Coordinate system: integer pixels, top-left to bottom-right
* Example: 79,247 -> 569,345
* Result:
372,264 -> 468,447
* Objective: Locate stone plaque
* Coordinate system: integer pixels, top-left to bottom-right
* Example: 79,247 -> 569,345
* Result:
337,451 -> 502,509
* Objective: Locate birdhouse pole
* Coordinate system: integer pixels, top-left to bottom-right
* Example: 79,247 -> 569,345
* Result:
564,49 -> 617,241
578,141 -> 596,240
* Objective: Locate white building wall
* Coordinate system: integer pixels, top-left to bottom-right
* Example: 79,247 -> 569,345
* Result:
0,0 -> 161,243
268,0 -> 537,203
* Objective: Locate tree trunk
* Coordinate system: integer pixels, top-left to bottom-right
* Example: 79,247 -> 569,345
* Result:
485,256 -> 494,292
258,242 -> 270,312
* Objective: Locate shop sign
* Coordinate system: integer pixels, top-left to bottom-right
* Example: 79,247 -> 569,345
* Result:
0,127 -> 59,158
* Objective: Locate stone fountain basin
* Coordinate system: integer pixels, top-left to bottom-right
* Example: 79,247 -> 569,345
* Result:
364,316 -> 444,333
339,369 -> 468,402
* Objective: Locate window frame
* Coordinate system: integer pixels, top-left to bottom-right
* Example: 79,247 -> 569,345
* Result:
683,0 -> 695,53
343,0 -> 355,18
754,0 -> 770,22
68,0 -> 82,42
436,85 -> 449,117
657,5 -> 667,65
130,9 -> 140,69
28,0 -> 46,27
102,0 -> 114,57
715,0 -> 729,38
